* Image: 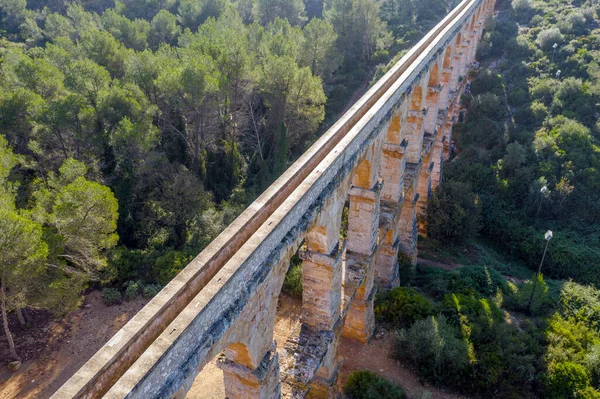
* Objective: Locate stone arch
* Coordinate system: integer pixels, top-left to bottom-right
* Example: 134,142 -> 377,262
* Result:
469,14 -> 477,32
352,159 -> 372,189
455,32 -> 462,47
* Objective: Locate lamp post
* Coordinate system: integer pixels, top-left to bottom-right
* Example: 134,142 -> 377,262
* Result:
528,230 -> 553,314
556,70 -> 561,79
535,185 -> 548,220
552,43 -> 558,64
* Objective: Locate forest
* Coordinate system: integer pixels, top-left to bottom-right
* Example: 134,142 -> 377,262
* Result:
0,0 -> 457,362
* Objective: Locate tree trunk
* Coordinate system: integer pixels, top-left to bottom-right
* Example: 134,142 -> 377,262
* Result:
16,308 -> 26,327
1,279 -> 20,361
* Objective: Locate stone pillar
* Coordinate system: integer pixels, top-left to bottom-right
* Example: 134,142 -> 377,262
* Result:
375,227 -> 400,288
347,184 -> 380,256
343,266 -> 375,343
459,38 -> 471,78
450,41 -> 463,95
218,345 -> 281,399
424,63 -> 441,136
381,109 -> 407,204
344,182 -> 381,342
306,327 -> 343,399
405,91 -> 424,163
398,162 -> 420,270
300,241 -> 344,331
416,153 -> 433,237
299,189 -> 346,398
430,136 -> 445,191
438,67 -> 453,111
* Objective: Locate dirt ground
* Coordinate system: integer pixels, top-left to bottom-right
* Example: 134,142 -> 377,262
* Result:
339,331 -> 468,399
0,291 -> 148,399
1,291 -> 468,399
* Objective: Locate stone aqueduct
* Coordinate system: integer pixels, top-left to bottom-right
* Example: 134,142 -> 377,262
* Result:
53,0 -> 495,397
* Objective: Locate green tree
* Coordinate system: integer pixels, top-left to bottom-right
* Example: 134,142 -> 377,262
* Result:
427,181 -> 482,244
149,10 -> 181,49
256,0 -> 306,26
301,18 -> 338,78
31,158 -> 119,280
0,207 -> 48,361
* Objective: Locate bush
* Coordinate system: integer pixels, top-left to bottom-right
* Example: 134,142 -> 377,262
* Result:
152,250 -> 193,286
547,362 -> 590,399
125,281 -> 141,300
103,287 -> 121,306
282,254 -> 302,298
142,284 -> 162,299
536,27 -> 563,50
558,281 -> 600,330
441,293 -> 504,342
375,287 -> 434,327
451,265 -> 508,297
344,371 -> 406,399
396,316 -> 471,385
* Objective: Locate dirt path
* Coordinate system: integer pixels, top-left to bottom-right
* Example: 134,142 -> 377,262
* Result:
0,291 -> 148,399
417,257 -> 461,271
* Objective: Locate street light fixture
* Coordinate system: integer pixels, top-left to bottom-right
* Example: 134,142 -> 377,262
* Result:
552,43 -> 558,64
536,185 -> 548,220
528,230 -> 553,314
556,70 -> 561,79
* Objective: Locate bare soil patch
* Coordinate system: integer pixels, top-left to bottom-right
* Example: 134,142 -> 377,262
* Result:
338,329 -> 470,399
0,290 -> 148,399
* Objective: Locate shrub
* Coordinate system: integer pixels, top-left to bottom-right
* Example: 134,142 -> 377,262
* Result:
142,284 -> 162,299
152,250 -> 193,286
282,254 -> 303,298
558,281 -> 600,330
102,287 -> 121,306
395,316 -> 471,386
536,27 -> 564,50
578,386 -> 600,399
375,287 -> 434,327
125,281 -> 141,300
545,314 -> 600,368
451,265 -> 508,297
441,293 -> 505,343
585,344 -> 600,387
344,371 -> 406,399
530,15 -> 543,26
547,362 -> 590,399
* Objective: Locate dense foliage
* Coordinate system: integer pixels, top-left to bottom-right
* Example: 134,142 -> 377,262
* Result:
0,0 -> 463,360
430,0 -> 600,286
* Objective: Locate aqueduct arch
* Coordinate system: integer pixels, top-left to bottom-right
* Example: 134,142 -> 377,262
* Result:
52,0 -> 494,397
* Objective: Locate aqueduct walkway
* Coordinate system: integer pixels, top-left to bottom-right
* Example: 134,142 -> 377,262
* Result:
52,0 -> 495,396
